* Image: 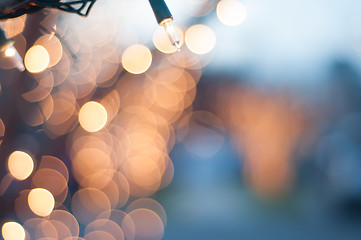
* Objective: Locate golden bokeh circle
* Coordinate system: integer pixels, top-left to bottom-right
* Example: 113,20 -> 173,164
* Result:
78,101 -> 108,133
8,151 -> 34,180
121,44 -> 152,74
185,24 -> 216,55
24,45 -> 50,73
217,0 -> 247,26
28,188 -> 55,217
1,222 -> 25,240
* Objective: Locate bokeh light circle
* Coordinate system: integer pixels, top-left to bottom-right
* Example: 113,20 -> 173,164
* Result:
1,222 -> 25,240
78,101 -> 108,132
217,0 -> 247,26
71,188 -> 111,225
48,210 -> 80,237
24,45 -> 50,73
185,24 -> 216,55
28,188 -> 55,217
8,151 -> 34,180
121,44 -> 152,74
84,219 -> 124,240
125,208 -> 164,240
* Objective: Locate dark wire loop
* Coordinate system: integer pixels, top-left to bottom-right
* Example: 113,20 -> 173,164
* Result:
0,0 -> 97,19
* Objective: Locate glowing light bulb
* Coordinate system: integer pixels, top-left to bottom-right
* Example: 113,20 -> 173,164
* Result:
3,45 -> 25,72
5,47 -> 15,57
161,19 -> 180,51
148,0 -> 180,51
0,27 -> 24,72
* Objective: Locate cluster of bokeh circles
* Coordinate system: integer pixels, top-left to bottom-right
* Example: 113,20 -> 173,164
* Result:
0,0 -> 248,239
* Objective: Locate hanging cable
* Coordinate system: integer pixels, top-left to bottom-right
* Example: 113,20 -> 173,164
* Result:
0,0 -> 97,19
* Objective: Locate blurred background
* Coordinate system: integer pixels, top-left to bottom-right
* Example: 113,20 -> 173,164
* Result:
2,0 -> 361,239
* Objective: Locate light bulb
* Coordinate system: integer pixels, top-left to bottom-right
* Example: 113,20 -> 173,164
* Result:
161,19 -> 180,51
0,27 -> 25,72
3,45 -> 25,72
148,0 -> 180,51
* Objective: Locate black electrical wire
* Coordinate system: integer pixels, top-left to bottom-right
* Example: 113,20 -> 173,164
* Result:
148,0 -> 173,24
34,0 -> 97,16
0,0 -> 97,19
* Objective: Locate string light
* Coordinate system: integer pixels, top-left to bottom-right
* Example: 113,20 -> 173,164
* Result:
0,0 -> 180,71
0,1 -> 202,239
0,27 -> 25,71
148,0 -> 181,51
